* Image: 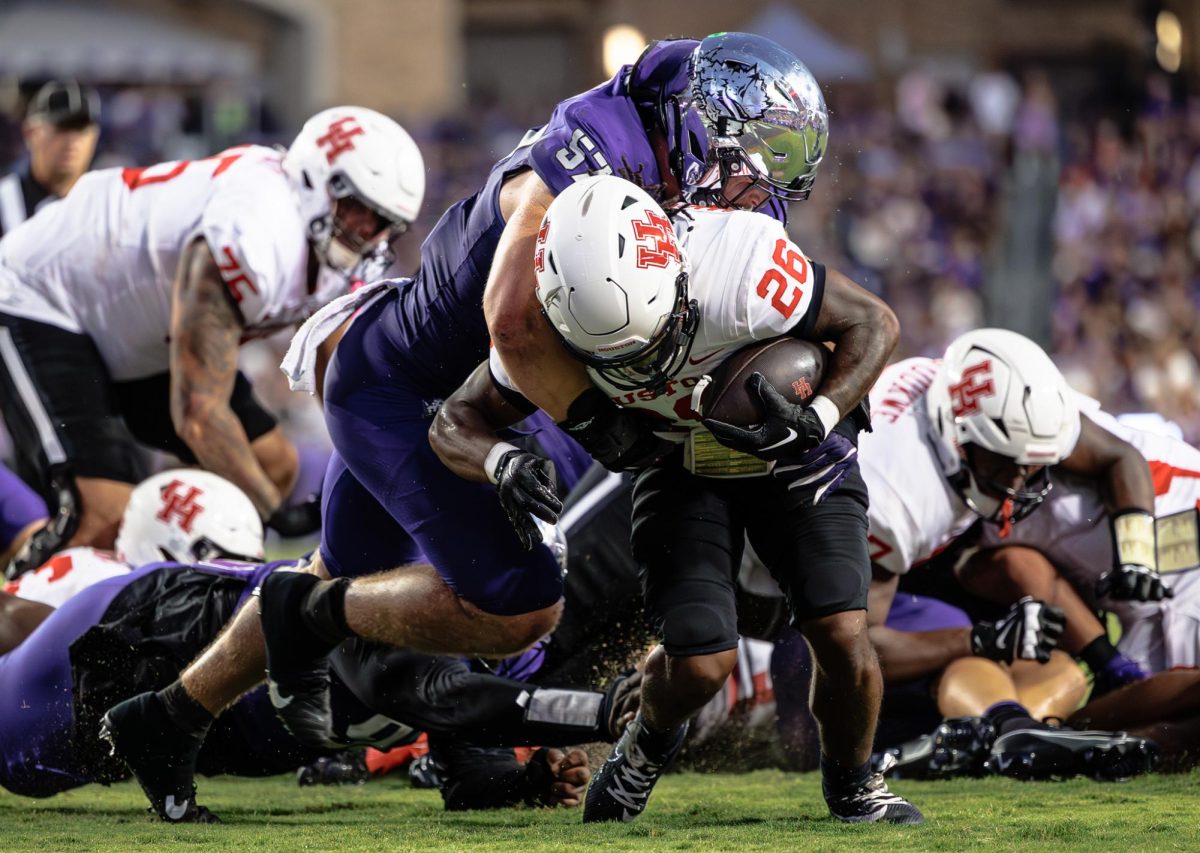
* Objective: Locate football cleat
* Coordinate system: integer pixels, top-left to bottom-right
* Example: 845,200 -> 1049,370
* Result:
100,692 -> 218,823
409,753 -> 442,790
930,716 -> 996,777
296,751 -> 369,787
583,716 -> 687,823
259,571 -> 341,749
871,734 -> 935,779
825,772 -> 925,824
986,726 -> 1159,781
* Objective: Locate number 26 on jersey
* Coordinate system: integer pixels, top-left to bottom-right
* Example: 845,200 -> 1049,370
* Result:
757,238 -> 809,319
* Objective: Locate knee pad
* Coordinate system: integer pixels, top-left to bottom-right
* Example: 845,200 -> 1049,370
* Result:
6,466 -> 79,580
660,600 -> 739,657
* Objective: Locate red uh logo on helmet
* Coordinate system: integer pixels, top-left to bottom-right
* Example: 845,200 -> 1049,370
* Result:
632,210 -> 679,270
949,360 -> 996,418
533,220 -> 550,274
156,480 -> 205,533
316,116 -> 365,165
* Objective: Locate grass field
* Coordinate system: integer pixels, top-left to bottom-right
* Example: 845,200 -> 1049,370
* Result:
2,770 -> 1197,852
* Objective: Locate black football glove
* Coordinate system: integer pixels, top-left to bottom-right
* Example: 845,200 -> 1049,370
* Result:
970,597 -> 1065,664
1097,564 -> 1173,602
266,494 -> 322,538
559,387 -> 673,472
703,372 -> 825,461
494,451 -> 562,551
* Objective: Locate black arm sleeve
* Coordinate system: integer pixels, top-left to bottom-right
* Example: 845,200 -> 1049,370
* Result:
786,261 -> 826,341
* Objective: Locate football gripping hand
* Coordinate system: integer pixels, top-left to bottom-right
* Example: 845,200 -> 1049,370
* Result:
970,597 -> 1065,664
1096,564 -> 1173,602
703,373 -> 826,461
267,495 -> 323,538
494,451 -> 562,551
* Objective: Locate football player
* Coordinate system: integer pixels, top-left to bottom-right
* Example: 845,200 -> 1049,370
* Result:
101,32 -> 832,819
0,106 -> 424,576
0,472 -> 625,817
435,175 -> 922,824
861,329 -> 1165,775
958,407 -> 1198,677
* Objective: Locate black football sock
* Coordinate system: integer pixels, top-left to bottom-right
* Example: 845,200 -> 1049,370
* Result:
633,714 -> 686,762
157,680 -> 213,738
300,577 -> 354,645
820,755 -> 872,794
1079,635 -> 1119,672
984,700 -> 1039,735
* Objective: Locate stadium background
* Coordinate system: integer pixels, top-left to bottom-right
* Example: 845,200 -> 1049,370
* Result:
1,0 -> 1198,473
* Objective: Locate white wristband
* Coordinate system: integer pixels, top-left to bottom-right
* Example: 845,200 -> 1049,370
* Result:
484,441 -> 521,484
808,395 -> 840,439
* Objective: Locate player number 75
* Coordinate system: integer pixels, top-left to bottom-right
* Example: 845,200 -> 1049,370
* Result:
756,238 -> 808,319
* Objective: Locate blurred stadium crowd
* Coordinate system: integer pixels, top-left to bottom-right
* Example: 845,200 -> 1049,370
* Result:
2,63 -> 1197,472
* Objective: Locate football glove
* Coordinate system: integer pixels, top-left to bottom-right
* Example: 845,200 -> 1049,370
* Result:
770,431 -> 858,505
971,597 -> 1065,664
1097,510 -> 1172,602
559,387 -> 673,472
703,372 -> 826,461
494,450 -> 561,551
267,495 -> 322,538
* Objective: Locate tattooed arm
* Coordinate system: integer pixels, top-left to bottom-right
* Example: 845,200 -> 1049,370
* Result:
169,238 -> 282,518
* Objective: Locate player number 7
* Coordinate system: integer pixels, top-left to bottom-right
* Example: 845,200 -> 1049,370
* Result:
756,238 -> 808,319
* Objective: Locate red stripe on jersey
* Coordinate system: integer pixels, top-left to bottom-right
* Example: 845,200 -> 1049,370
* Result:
1148,460 -> 1200,496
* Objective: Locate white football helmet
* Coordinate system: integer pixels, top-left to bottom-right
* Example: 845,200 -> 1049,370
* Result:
534,175 -> 697,391
115,470 -> 265,567
282,106 -> 425,272
927,328 -> 1080,524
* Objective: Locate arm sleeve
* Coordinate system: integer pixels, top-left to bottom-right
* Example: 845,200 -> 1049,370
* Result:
524,114 -> 620,194
488,348 -> 537,415
200,183 -> 308,327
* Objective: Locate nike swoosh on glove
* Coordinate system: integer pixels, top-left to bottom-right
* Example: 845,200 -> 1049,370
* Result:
971,596 -> 1065,664
1096,564 -> 1173,602
770,431 -> 858,505
703,372 -> 825,461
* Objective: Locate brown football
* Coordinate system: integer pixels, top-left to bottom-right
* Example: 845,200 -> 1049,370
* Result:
701,338 -> 828,426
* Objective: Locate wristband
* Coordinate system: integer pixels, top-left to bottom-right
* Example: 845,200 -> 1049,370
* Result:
484,442 -> 520,485
808,395 -> 840,439
1113,509 -> 1156,568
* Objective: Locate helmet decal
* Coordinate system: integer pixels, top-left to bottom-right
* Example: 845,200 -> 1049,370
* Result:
631,209 -> 679,269
154,479 -> 205,534
316,116 -> 366,165
948,360 -> 996,418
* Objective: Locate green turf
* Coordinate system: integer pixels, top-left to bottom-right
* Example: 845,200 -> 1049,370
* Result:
1,771 -> 1197,852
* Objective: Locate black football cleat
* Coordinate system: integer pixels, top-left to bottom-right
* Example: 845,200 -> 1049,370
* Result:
259,571 -> 341,749
872,734 -> 937,780
930,716 -> 996,777
825,772 -> 925,824
583,716 -> 687,823
100,692 -> 218,823
986,726 -> 1159,781
296,751 -> 369,787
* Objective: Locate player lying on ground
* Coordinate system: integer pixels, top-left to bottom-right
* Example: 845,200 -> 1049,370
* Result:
0,106 -> 424,576
957,408 -> 1199,683
434,173 -> 924,824
98,32 -> 832,825
0,471 -> 629,817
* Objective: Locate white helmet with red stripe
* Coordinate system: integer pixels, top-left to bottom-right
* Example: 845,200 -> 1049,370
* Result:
927,328 -> 1080,523
534,175 -> 697,392
115,470 -> 265,567
282,106 -> 425,271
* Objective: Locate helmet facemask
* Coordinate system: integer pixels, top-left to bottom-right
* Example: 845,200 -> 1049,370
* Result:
560,269 -> 699,393
312,172 -> 409,273
952,445 -> 1053,531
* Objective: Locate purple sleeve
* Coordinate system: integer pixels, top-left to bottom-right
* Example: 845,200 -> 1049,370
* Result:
517,92 -> 660,196
0,463 -> 46,551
